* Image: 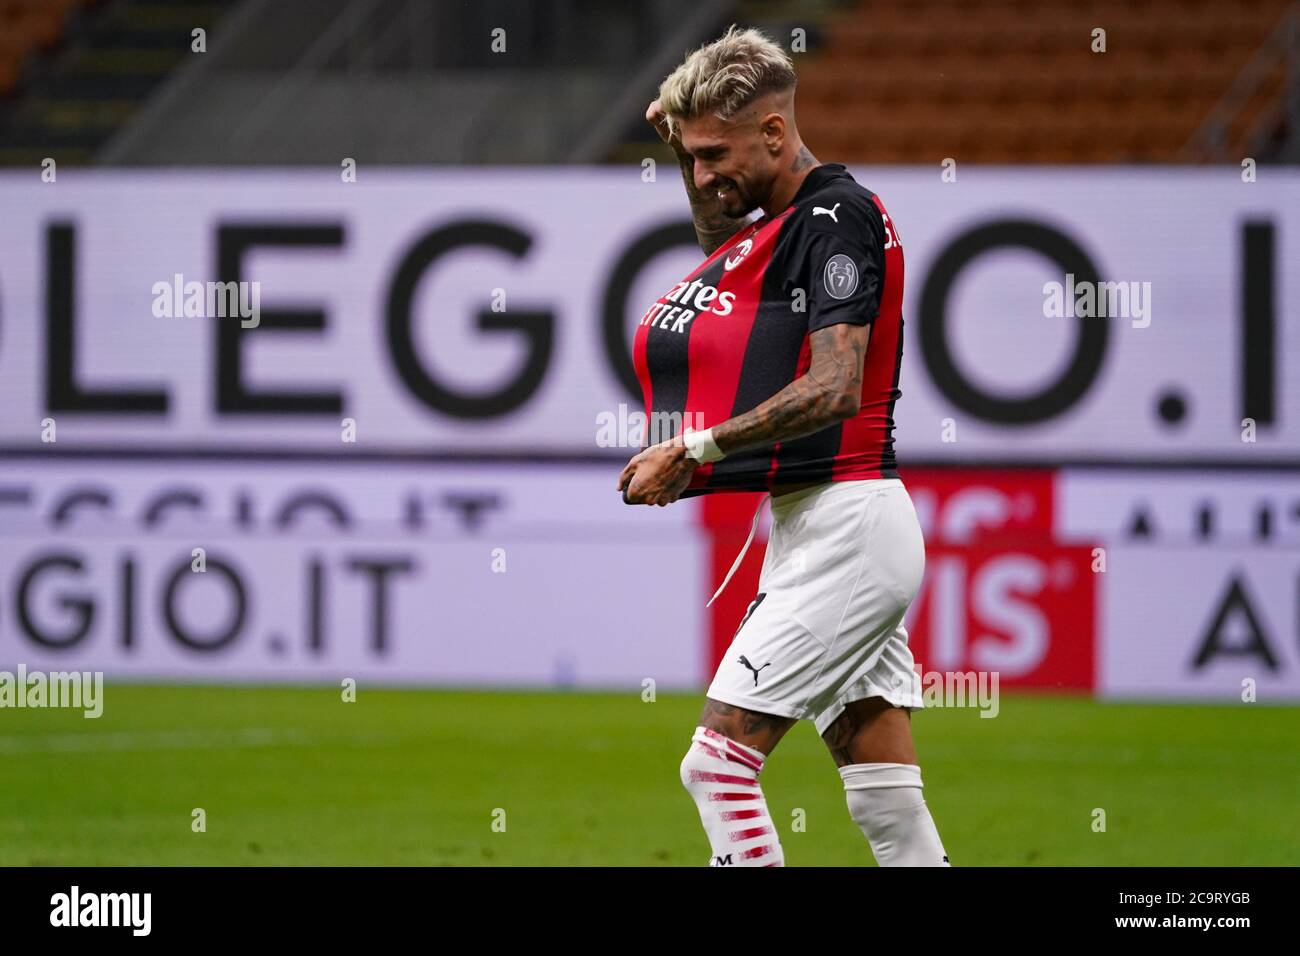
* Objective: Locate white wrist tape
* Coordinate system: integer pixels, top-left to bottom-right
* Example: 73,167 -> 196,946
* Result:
683,427 -> 725,463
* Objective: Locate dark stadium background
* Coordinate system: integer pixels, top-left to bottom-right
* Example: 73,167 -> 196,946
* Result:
0,0 -> 1296,866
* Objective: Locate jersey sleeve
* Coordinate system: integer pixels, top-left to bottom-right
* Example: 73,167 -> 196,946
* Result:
784,199 -> 885,334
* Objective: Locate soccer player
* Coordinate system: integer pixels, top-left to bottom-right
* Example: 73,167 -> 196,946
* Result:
617,26 -> 949,867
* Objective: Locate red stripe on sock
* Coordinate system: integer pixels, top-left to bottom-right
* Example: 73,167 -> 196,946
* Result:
700,728 -> 764,772
722,744 -> 763,772
693,741 -> 761,774
719,808 -> 764,821
687,770 -> 758,786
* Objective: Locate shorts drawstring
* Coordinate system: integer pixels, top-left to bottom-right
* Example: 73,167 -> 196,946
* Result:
706,493 -> 770,608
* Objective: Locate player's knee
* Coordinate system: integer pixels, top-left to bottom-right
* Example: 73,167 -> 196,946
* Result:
679,726 -> 762,795
681,733 -> 712,790
679,742 -> 701,791
680,730 -> 722,793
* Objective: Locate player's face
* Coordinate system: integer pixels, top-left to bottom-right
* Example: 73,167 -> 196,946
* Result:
678,112 -> 777,218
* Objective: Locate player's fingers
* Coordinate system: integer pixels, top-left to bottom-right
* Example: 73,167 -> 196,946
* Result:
646,101 -> 672,143
616,459 -> 637,490
626,476 -> 649,505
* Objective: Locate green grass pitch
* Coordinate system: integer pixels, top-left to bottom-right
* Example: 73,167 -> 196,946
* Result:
1,685 -> 1295,866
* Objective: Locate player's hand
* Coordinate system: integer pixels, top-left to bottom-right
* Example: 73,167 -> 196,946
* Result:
645,99 -> 685,154
617,437 -> 698,506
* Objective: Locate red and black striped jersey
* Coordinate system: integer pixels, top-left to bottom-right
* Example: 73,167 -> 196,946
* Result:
632,162 -> 905,497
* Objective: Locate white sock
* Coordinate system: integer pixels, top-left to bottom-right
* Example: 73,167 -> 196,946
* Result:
679,726 -> 784,867
840,762 -> 950,866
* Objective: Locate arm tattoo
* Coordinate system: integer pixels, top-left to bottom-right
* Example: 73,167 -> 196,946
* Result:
712,323 -> 870,457
677,152 -> 749,255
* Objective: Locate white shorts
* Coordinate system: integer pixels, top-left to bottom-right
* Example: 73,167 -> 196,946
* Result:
705,478 -> 926,737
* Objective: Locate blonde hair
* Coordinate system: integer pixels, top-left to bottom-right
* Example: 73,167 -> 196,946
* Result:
658,25 -> 795,135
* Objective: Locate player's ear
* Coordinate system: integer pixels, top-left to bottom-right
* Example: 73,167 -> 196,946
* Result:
760,111 -> 785,153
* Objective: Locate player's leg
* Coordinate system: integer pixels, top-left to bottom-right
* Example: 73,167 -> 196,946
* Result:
678,699 -> 796,867
809,481 -> 947,865
678,479 -> 880,867
822,694 -> 915,766
820,693 -> 950,867
679,576 -> 815,867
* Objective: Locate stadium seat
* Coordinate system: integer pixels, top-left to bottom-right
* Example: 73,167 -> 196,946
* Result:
792,0 -> 1294,163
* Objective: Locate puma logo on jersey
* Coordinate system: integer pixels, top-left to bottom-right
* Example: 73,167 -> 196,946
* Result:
812,202 -> 841,223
